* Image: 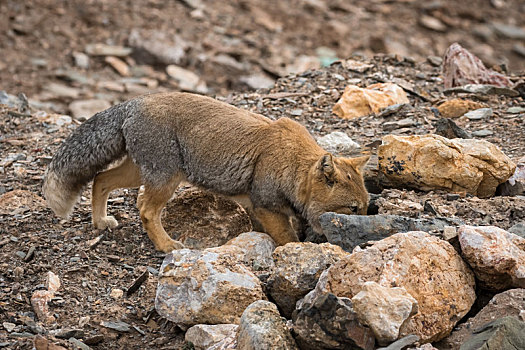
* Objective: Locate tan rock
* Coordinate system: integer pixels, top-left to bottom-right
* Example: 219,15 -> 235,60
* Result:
68,99 -> 112,121
267,242 -> 349,318
238,300 -> 299,350
225,232 -> 276,273
378,134 -> 516,198
0,189 -> 45,215
162,187 -> 252,249
155,248 -> 264,327
332,83 -> 409,119
185,324 -> 238,350
458,225 -> 525,290
437,99 -> 487,118
306,231 -> 476,343
31,290 -> 55,324
352,281 -> 418,345
104,56 -> 130,77
45,271 -> 61,293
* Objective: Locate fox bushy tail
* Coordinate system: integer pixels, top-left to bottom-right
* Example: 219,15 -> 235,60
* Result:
42,99 -> 141,218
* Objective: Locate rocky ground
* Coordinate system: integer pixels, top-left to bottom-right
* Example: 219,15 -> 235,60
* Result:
1,1 -> 525,350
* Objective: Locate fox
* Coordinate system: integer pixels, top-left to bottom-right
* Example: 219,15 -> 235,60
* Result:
42,92 -> 369,252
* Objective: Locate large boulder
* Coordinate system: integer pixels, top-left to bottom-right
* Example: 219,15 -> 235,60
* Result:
459,317 -> 525,350
304,231 -> 476,343
378,134 -> 516,198
238,300 -> 298,350
438,288 -> 525,349
155,247 -> 264,327
267,242 -> 349,318
458,225 -> 525,290
162,187 -> 252,249
292,292 -> 375,350
185,324 -> 238,350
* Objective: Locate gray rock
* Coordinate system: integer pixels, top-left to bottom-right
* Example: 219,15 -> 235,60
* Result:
166,65 -> 207,93
316,132 -> 361,153
459,317 -> 525,350
68,337 -> 91,350
464,108 -> 492,120
427,56 -> 443,67
438,289 -> 525,349
444,84 -> 519,97
128,29 -> 188,65
292,293 -> 375,350
383,117 -> 417,131
225,232 -> 275,273
513,44 -> 525,58
238,300 -> 298,350
316,213 -> 463,252
492,23 -> 525,39
240,74 -> 275,90
376,334 -> 419,350
507,106 -> 525,114
100,320 -> 130,332
73,52 -> 90,69
378,103 -> 409,118
472,129 -> 494,137
434,118 -> 471,139
508,223 -> 525,239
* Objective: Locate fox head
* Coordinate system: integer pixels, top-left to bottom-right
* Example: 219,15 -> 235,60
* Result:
301,154 -> 370,234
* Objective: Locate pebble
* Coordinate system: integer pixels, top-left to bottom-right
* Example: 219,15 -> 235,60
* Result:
290,109 -> 303,116
73,52 -> 90,69
69,99 -> 112,121
427,55 -> 443,67
104,56 -> 130,77
419,15 -> 447,32
472,129 -> 494,137
507,107 -> 525,114
513,44 -> 525,58
464,108 -> 493,120
85,43 -> 132,57
492,23 -> 525,40
15,251 -> 26,259
68,337 -> 91,350
100,320 -> 130,332
3,322 -> 16,332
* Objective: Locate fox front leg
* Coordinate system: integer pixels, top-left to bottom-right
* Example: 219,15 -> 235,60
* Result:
253,207 -> 299,246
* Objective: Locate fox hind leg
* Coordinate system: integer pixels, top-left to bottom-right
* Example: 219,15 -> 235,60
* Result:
92,157 -> 141,229
139,174 -> 185,253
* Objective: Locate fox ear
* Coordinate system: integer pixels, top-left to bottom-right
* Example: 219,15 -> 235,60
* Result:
348,155 -> 370,173
318,154 -> 336,184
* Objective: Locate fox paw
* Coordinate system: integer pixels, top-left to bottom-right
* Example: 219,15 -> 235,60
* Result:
93,216 -> 119,230
156,238 -> 185,253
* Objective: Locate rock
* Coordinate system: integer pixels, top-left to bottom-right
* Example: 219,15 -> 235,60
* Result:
317,213 -> 463,252
351,281 -> 418,345
166,65 -> 207,93
458,225 -> 525,290
471,129 -> 494,137
508,223 -> 525,238
72,52 -> 89,69
332,83 -> 410,119
155,248 -> 264,327
292,292 -> 375,350
377,335 -> 419,350
46,271 -> 60,293
427,56 -> 443,67
433,118 -> 471,139
438,289 -> 525,349
514,43 -> 525,58
437,99 -> 487,119
464,108 -> 493,120
442,43 -> 512,89
185,324 -> 238,350
378,103 -> 409,118
238,300 -> 298,350
342,59 -> 374,73
507,106 -> 525,114
35,111 -> 72,127
225,232 -> 276,273
162,187 -> 252,249
498,156 -> 525,196
109,288 -> 124,299
492,23 -> 525,40
31,290 -> 55,323
68,99 -> 112,121
45,82 -> 80,99
33,335 -> 68,350
459,317 -> 525,350
100,320 -> 130,332
383,117 -> 417,131
316,131 -> 361,153
3,322 -> 16,332
267,242 -> 349,318
444,84 -> 519,97
85,43 -> 132,57
378,134 -> 516,198
419,15 -> 447,32
104,56 -> 130,77
306,231 -> 476,343
239,74 -> 275,90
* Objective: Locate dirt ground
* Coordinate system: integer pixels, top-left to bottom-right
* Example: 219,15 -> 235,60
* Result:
1,1 -> 525,349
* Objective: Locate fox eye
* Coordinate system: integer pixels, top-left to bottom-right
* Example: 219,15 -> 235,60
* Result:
347,173 -> 352,180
